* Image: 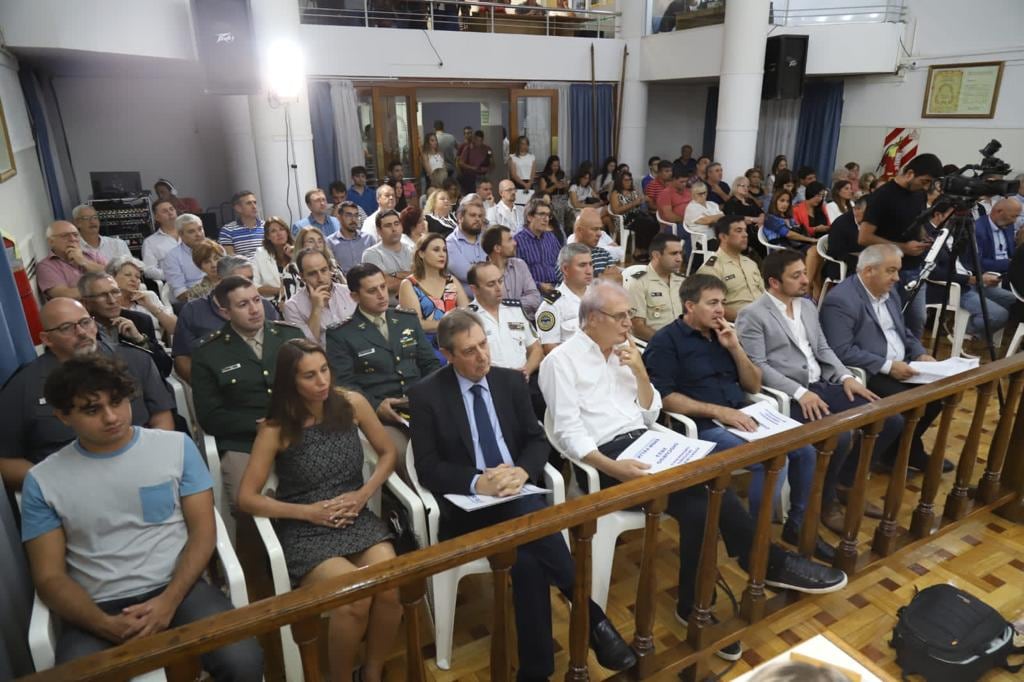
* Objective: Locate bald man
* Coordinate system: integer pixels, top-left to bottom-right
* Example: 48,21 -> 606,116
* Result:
487,179 -> 525,233
36,221 -> 108,300
0,299 -> 175,491
974,197 -> 1023,274
563,207 -> 622,282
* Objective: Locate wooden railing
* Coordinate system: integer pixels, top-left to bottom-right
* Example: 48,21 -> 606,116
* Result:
22,355 -> 1024,682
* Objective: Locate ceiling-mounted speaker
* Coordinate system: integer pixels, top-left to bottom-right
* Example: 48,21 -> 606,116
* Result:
190,0 -> 260,95
763,35 -> 809,100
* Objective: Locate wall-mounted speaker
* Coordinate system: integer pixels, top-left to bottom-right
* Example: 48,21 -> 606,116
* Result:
190,0 -> 260,95
762,35 -> 809,100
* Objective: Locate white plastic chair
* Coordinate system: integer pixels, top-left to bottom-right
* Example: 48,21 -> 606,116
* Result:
816,235 -> 848,281
201,433 -> 229,533
1006,283 -> 1024,356
758,225 -> 787,254
925,279 -> 970,358
682,225 -> 712,275
621,264 -> 647,283
250,431 -> 408,681
166,373 -> 196,438
607,203 -> 632,257
28,509 -> 245,681
397,440 -> 566,671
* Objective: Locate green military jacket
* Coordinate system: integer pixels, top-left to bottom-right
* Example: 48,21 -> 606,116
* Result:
191,320 -> 304,452
326,308 -> 440,410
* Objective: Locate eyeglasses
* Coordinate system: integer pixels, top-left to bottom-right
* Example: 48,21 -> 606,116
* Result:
44,317 -> 96,335
598,309 -> 631,324
83,288 -> 122,301
534,212 -> 551,219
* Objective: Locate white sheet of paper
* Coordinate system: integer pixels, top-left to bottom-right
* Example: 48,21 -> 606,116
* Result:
904,356 -> 979,384
616,429 -> 716,474
444,484 -> 550,512
715,400 -> 803,442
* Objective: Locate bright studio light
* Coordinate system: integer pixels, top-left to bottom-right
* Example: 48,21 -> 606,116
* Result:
266,40 -> 304,102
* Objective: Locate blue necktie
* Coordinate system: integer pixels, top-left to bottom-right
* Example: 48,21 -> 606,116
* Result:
470,384 -> 504,469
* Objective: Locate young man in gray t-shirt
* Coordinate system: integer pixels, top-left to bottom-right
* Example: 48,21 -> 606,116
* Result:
20,355 -> 262,677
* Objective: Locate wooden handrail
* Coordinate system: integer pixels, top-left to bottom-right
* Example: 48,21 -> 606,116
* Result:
21,355 -> 1024,681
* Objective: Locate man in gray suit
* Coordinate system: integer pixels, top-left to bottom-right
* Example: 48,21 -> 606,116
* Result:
819,244 -> 950,475
737,250 -> 903,534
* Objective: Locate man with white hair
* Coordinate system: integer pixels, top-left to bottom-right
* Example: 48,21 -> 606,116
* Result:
161,214 -> 209,301
535,243 -> 593,354
0,298 -> 174,491
487,179 -> 524,233
540,281 -> 847,662
820,244 -> 949,473
73,204 -> 132,263
360,183 -> 397,242
36,221 -> 108,300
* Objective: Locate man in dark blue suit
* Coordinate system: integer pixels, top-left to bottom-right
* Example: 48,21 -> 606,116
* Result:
974,198 -> 1021,275
407,310 -> 636,681
820,244 -> 951,473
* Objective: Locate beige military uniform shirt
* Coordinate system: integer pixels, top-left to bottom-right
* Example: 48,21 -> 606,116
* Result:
696,249 -> 765,317
625,264 -> 685,334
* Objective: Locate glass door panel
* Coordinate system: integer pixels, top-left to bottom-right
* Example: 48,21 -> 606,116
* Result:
509,89 -> 558,179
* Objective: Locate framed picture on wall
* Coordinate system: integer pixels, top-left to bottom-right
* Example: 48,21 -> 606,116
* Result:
0,96 -> 16,182
921,61 -> 1004,119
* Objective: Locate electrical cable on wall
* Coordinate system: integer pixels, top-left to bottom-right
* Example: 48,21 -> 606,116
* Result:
284,104 -> 301,223
283,103 -> 293,225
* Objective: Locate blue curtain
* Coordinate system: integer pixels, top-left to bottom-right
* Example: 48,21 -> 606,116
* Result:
793,81 -> 844,181
18,68 -> 62,220
307,81 -> 341,190
702,85 -> 719,158
569,83 -> 614,173
0,250 -> 36,385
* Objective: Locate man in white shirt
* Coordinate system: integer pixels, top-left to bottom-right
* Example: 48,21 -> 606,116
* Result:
820,244 -> 948,474
73,204 -> 132,264
141,199 -> 179,281
361,184 -> 398,242
540,281 -> 848,662
487,179 -> 524,233
737,250 -> 902,533
283,249 -> 356,345
535,243 -> 592,354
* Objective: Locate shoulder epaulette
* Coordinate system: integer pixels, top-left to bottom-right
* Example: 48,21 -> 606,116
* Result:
630,269 -> 646,279
271,320 -> 300,328
542,290 -> 562,304
468,302 -> 480,311
704,255 -> 718,267
501,298 -> 522,308
198,329 -> 223,347
391,307 -> 419,317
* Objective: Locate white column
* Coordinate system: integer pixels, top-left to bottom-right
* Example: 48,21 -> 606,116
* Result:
616,5 -> 648,173
217,96 -> 263,199
714,0 -> 771,178
247,0 -> 317,222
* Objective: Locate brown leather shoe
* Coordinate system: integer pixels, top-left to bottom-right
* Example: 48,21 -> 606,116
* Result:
836,486 -> 885,519
820,501 -> 846,535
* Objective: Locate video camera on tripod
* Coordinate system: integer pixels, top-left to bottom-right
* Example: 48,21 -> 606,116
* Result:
934,139 -> 1020,211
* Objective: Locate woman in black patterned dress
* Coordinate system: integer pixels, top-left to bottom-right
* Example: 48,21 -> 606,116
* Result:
238,339 -> 399,682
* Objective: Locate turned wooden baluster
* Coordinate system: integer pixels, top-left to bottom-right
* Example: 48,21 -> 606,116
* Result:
872,406 -> 925,557
489,550 -> 517,682
400,579 -> 429,682
910,393 -> 962,537
565,519 -> 596,682
945,380 -> 995,521
979,372 -> 1024,504
800,436 -> 838,559
165,656 -> 202,682
291,615 -> 324,682
998,375 -> 1024,523
741,453 -> 786,623
681,473 -> 730,682
633,496 -> 667,679
836,420 -> 882,573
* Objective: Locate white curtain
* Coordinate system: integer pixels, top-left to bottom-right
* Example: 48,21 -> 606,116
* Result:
329,80 -> 365,184
525,81 -> 571,171
755,97 -> 801,172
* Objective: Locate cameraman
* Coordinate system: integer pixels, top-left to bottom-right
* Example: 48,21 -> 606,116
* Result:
858,153 -> 945,338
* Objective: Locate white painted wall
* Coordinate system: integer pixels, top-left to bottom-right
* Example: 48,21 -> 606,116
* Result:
0,53 -> 55,265
643,83 -> 708,160
50,74 -> 232,211
836,0 -> 1024,174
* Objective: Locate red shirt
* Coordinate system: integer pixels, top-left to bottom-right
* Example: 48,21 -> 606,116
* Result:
645,178 -> 666,207
657,184 -> 691,222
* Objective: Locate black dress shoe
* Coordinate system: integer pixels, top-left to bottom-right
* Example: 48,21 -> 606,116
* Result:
674,610 -> 742,661
782,521 -> 836,563
906,451 -> 955,474
765,551 -> 848,594
589,619 -> 637,671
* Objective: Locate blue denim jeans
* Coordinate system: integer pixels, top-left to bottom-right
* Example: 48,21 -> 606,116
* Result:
960,284 -> 1017,337
698,426 -> 816,528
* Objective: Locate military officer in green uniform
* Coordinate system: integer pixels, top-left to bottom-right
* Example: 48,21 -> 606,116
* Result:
192,276 -> 304,516
326,263 -> 440,469
696,215 -> 765,321
625,232 -> 686,341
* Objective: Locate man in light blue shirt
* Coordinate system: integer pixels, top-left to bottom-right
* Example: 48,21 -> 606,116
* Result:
326,200 -> 374,273
445,199 -> 487,292
161,214 -> 207,300
291,187 -> 340,237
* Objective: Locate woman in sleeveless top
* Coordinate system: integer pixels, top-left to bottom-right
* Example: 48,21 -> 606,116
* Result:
398,232 -> 469,363
238,339 -> 400,682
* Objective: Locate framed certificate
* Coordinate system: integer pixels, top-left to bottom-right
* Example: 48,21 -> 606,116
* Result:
922,61 -> 1003,119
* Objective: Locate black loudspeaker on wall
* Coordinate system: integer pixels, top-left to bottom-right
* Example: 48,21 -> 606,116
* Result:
190,0 -> 260,95
762,35 -> 809,100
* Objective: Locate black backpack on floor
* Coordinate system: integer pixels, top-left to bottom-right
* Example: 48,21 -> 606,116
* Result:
890,583 -> 1023,681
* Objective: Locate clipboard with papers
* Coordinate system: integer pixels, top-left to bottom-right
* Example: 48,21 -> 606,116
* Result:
444,484 -> 550,512
714,400 -> 803,442
616,430 -> 717,474
903,356 -> 979,384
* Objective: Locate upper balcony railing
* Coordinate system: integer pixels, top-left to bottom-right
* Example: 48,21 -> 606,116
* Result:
645,0 -> 905,35
299,0 -> 619,38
